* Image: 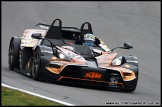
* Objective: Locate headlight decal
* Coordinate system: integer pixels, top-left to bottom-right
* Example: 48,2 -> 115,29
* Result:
112,56 -> 122,66
46,61 -> 65,74
59,53 -> 65,59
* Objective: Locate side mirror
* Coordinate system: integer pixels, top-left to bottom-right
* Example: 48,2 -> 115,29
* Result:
31,33 -> 42,39
124,43 -> 133,49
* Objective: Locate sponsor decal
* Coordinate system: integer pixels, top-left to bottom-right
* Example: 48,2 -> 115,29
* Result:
85,72 -> 102,79
127,60 -> 138,63
41,50 -> 53,54
62,46 -> 74,51
40,25 -> 49,29
50,62 -> 63,66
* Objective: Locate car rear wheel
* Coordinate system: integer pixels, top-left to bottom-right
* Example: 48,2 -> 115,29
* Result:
8,38 -> 20,70
31,47 -> 41,80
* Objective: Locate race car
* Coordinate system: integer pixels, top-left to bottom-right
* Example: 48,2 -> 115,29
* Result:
8,19 -> 139,92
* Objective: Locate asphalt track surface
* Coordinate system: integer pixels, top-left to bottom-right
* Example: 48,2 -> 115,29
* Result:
2,2 -> 161,105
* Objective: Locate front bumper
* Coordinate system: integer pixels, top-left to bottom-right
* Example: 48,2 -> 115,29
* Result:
40,57 -> 137,90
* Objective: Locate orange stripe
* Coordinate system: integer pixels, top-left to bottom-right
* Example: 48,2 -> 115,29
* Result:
57,76 -> 124,88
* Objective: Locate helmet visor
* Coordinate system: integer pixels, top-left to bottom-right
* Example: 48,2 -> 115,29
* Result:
83,40 -> 95,46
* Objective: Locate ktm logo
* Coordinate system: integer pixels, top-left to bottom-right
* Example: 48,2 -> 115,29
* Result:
85,72 -> 102,79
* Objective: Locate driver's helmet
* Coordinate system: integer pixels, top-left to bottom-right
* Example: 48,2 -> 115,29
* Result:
83,33 -> 96,46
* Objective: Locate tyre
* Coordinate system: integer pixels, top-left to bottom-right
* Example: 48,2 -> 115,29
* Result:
122,64 -> 139,92
123,87 -> 136,92
122,77 -> 138,92
31,47 -> 41,80
8,38 -> 20,70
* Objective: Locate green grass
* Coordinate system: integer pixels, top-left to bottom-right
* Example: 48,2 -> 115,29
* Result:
2,86 -> 64,106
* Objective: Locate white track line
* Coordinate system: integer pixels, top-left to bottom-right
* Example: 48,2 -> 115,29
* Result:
2,83 -> 75,106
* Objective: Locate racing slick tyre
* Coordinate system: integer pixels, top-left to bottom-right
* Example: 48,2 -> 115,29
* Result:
31,47 -> 41,80
8,38 -> 20,70
122,76 -> 138,92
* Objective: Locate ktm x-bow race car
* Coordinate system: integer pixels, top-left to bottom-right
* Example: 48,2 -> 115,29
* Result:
8,19 -> 139,92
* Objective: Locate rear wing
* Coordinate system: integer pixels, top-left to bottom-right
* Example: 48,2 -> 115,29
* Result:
35,23 -> 50,30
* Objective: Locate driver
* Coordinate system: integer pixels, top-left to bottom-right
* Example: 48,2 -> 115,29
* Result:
82,33 -> 110,52
82,33 -> 96,46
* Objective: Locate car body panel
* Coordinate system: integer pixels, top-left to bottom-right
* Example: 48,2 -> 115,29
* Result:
21,29 -> 46,47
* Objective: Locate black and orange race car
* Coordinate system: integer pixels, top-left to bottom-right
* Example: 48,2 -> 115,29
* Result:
8,19 -> 139,92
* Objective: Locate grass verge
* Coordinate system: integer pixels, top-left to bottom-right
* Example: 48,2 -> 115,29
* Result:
2,86 -> 63,106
